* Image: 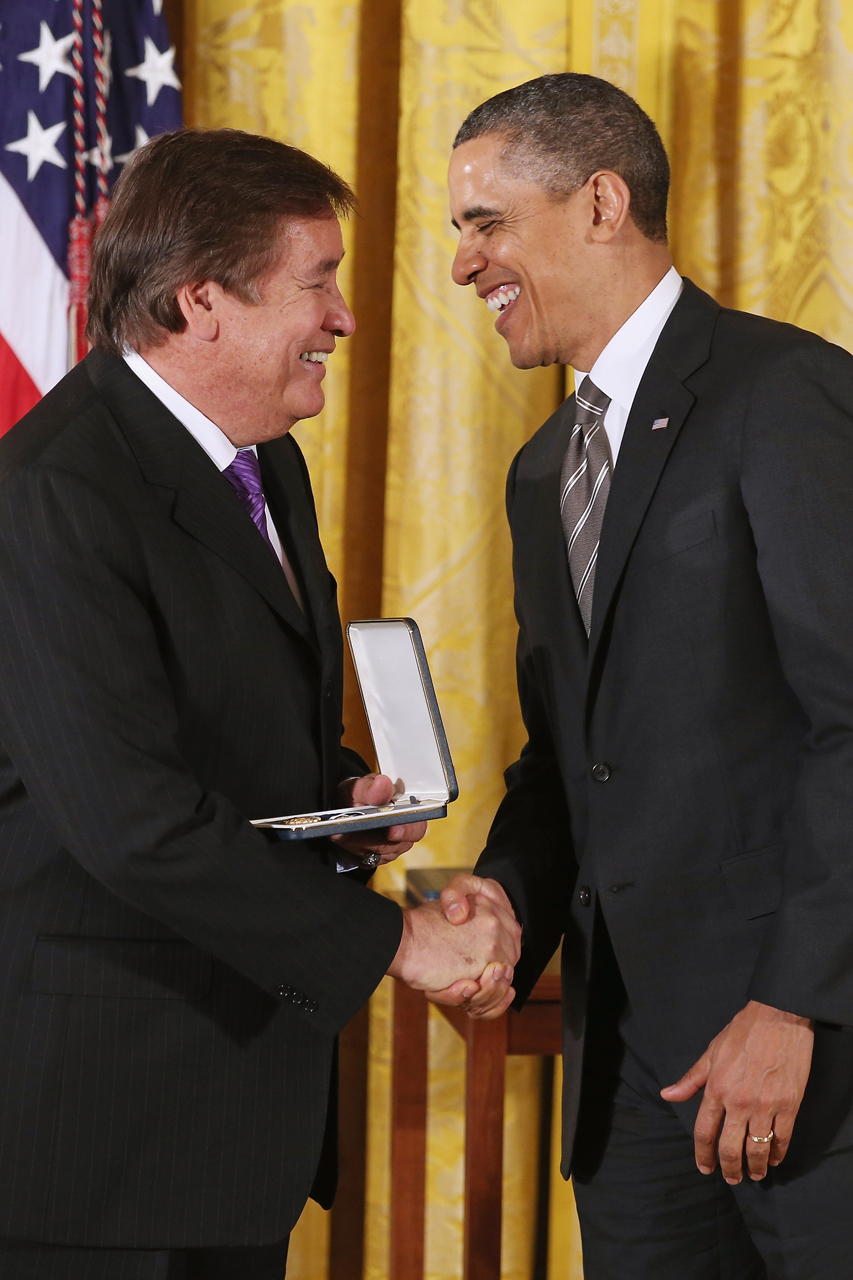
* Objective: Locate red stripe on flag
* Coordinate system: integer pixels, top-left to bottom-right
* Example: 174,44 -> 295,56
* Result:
0,331 -> 41,437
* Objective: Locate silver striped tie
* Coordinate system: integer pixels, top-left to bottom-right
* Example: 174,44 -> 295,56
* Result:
560,376 -> 613,635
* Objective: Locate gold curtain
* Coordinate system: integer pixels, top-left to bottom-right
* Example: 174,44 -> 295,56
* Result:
183,0 -> 361,586
180,3 -> 853,1278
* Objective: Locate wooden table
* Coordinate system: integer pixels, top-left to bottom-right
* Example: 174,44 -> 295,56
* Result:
389,975 -> 562,1280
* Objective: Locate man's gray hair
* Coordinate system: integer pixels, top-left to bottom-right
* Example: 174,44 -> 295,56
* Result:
453,73 -> 670,244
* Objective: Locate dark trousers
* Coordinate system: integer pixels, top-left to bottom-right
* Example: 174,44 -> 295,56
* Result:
571,912 -> 853,1279
0,1237 -> 290,1280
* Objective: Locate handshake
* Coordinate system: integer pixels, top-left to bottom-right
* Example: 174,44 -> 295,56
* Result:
334,775 -> 522,1018
386,873 -> 523,1020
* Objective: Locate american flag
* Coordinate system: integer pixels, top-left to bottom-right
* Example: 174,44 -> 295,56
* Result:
0,0 -> 182,434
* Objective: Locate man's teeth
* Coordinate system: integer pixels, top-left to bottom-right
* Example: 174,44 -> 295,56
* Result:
299,351 -> 329,363
486,286 -> 521,313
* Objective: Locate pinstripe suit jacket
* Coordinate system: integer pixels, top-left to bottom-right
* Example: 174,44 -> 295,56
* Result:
0,351 -> 403,1247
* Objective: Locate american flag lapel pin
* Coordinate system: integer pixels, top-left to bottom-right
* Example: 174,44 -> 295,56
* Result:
652,417 -> 669,430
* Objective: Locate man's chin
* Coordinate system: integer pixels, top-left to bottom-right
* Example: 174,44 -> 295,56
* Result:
285,390 -> 326,426
506,343 -> 549,371
500,326 -> 552,370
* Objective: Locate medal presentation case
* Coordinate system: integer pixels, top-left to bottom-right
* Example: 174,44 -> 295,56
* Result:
252,618 -> 458,841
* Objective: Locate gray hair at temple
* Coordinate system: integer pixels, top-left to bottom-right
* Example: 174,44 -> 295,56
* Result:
453,73 -> 670,244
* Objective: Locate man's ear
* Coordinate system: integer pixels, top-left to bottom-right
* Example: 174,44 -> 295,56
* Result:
175,280 -> 222,343
588,171 -> 632,242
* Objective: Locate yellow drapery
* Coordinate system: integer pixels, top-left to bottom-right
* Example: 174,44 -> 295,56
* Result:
183,0 -> 361,587
181,3 -> 853,1278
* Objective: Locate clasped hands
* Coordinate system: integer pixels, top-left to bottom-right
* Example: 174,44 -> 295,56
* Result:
388,873 -> 521,1020
334,776 -> 521,1019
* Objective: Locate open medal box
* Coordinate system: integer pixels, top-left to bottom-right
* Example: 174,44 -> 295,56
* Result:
251,618 -> 458,841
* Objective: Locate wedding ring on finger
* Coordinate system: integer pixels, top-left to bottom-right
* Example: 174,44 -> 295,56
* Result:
361,851 -> 381,870
748,1130 -> 774,1144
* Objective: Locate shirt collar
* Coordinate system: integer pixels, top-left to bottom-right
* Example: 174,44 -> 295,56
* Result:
123,350 -> 254,471
573,266 -> 683,413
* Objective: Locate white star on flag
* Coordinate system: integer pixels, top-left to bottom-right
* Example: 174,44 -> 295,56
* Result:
5,110 -> 67,181
152,0 -> 164,13
18,20 -> 76,94
116,124 -> 150,164
86,133 -> 114,173
125,36 -> 180,106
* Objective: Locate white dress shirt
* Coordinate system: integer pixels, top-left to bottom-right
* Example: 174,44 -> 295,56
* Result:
123,351 -> 304,609
572,266 -> 683,465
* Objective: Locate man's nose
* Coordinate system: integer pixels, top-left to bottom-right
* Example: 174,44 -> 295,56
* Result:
325,291 -> 356,338
451,242 -> 487,287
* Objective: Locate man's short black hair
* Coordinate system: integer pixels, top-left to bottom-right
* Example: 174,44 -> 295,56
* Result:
453,73 -> 669,244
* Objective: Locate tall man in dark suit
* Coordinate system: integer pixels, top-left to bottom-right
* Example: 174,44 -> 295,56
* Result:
0,128 -> 520,1280
436,74 -> 853,1276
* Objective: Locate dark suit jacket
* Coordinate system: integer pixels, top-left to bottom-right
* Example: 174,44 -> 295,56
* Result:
0,351 -> 403,1247
476,280 -> 853,1172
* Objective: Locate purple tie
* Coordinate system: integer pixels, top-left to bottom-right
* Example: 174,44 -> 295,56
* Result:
223,448 -> 275,553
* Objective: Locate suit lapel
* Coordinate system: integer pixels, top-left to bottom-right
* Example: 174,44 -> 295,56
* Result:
586,280 -> 721,680
259,437 -> 343,797
86,352 -> 316,650
586,367 -> 695,670
258,437 -> 336,656
171,459 -> 316,648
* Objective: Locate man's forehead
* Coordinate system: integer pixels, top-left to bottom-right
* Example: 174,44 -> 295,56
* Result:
448,137 -> 526,213
277,216 -> 344,276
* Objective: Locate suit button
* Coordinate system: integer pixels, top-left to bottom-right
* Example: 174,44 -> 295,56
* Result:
578,886 -> 591,907
277,985 -> 293,999
591,762 -> 611,782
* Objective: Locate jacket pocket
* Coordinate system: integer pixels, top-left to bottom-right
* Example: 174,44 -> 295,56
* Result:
30,937 -> 213,1001
720,846 -> 783,920
631,508 -> 718,570
663,507 -> 717,556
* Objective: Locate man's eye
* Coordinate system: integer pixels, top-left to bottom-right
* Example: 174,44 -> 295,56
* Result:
477,221 -> 496,233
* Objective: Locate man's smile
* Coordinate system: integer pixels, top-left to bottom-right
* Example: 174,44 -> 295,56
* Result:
483,283 -> 521,315
298,349 -> 332,375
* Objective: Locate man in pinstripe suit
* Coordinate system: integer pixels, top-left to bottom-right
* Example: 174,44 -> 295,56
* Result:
0,129 -> 521,1279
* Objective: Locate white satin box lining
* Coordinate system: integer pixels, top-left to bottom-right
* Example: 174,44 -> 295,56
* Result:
252,618 -> 457,841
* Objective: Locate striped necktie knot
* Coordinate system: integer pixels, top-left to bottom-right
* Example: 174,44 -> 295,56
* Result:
560,376 -> 612,635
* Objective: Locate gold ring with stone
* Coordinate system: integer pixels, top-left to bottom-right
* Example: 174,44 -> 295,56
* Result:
748,1130 -> 774,1144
